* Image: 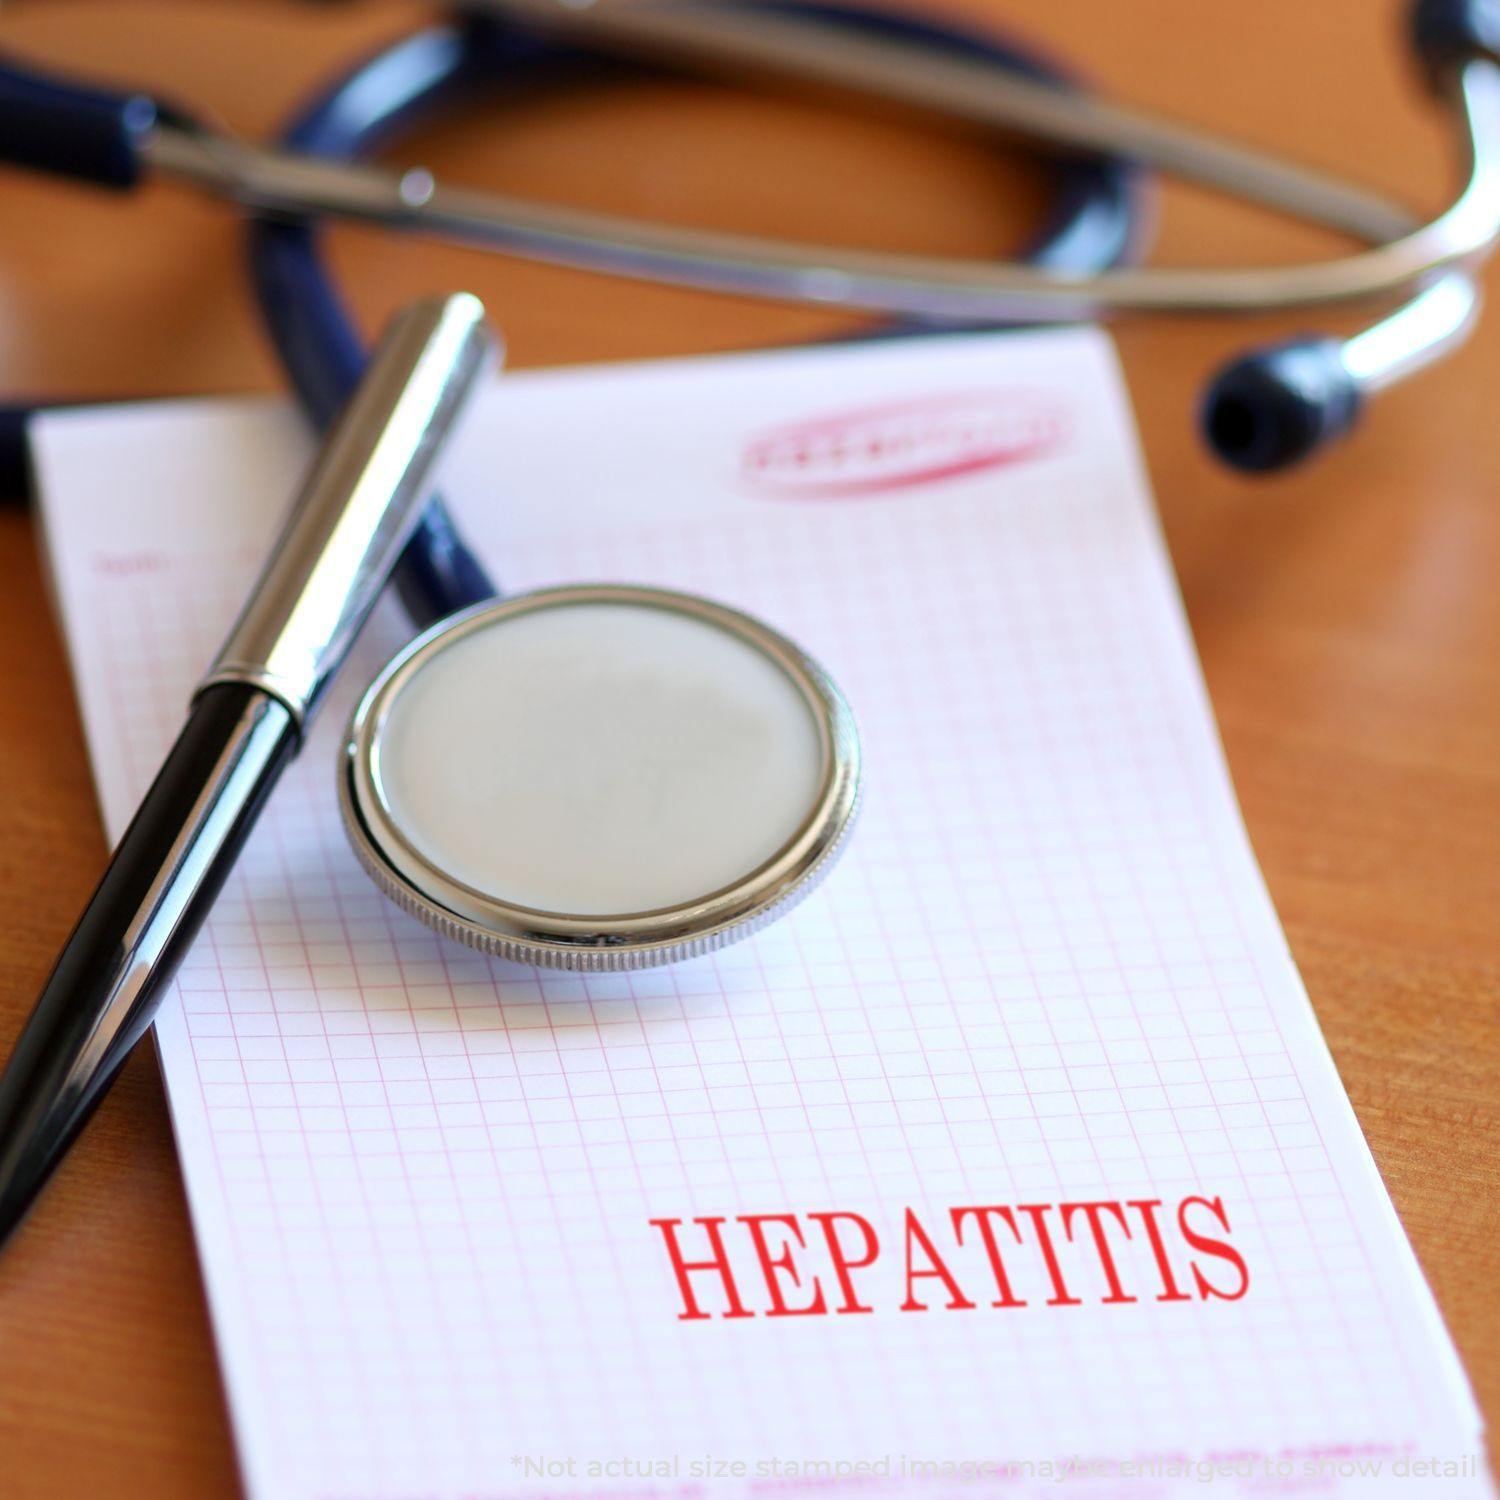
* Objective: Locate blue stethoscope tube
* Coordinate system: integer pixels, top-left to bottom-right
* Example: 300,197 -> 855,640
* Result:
4,2 -> 1487,542
244,5 -> 1141,630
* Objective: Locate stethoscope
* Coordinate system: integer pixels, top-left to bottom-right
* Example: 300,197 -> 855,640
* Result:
3,0 -> 1498,969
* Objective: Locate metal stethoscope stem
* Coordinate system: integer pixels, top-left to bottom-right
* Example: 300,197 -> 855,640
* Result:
144,12 -> 1498,317
142,5 -> 1494,338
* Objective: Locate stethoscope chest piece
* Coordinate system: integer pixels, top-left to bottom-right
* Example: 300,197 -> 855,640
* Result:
340,584 -> 861,971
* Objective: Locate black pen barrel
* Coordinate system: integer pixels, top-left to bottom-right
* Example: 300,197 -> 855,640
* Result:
0,294 -> 495,1252
0,683 -> 298,1246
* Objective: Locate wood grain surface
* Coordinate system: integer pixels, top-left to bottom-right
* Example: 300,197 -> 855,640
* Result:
0,2 -> 1495,1495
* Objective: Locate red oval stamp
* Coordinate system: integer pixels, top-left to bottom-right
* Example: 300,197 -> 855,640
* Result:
741,390 -> 1070,499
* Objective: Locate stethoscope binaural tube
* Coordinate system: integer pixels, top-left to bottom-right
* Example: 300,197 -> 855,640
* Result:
1,0 -> 1498,490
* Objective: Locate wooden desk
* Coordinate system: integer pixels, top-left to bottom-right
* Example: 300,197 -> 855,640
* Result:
0,2 -> 1494,1493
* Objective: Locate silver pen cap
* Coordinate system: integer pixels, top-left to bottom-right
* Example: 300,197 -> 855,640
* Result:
199,291 -> 497,727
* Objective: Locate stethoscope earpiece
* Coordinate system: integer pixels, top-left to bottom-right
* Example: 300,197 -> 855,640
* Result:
1200,338 -> 1363,475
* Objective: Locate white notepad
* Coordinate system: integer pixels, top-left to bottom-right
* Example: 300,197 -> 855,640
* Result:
31,328 -> 1489,1498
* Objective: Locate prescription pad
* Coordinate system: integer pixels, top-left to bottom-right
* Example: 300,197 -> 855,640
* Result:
31,328 -> 1489,1499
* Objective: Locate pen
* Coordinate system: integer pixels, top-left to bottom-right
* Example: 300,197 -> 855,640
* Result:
0,292 -> 496,1250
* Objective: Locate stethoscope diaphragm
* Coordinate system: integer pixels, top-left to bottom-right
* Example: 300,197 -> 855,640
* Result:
339,584 -> 860,971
